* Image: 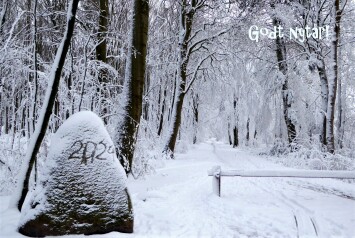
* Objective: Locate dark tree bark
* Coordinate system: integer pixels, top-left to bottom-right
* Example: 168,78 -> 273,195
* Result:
96,0 -> 109,124
0,0 -> 8,36
233,97 -> 239,148
14,0 -> 80,212
246,117 -> 250,142
165,91 -> 185,154
273,16 -> 297,145
163,0 -> 196,156
317,59 -> 328,146
0,94 -> 2,136
192,93 -> 199,144
326,0 -> 341,154
300,0 -> 328,148
31,0 -> 39,135
157,87 -> 167,136
4,106 -> 9,134
142,67 -> 150,121
233,126 -> 239,148
96,0 -> 108,63
337,37 -> 345,149
167,71 -> 177,123
115,0 -> 149,174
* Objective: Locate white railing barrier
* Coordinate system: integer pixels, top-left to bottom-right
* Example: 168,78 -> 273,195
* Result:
207,166 -> 355,197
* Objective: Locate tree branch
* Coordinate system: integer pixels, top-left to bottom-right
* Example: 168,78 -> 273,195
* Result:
184,52 -> 214,94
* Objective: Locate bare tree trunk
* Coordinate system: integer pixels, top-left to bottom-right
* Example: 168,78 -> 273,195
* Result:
233,97 -> 239,148
142,67 -> 150,121
157,86 -> 166,136
13,0 -> 80,211
273,17 -> 297,145
0,0 -> 8,36
326,0 -> 341,154
317,59 -> 328,146
163,0 -> 195,156
30,0 -> 39,137
299,0 -> 328,147
11,89 -> 18,148
336,29 -> 344,149
4,106 -> 9,134
336,70 -> 343,149
167,71 -> 177,123
246,117 -> 250,142
96,0 -> 109,124
192,93 -> 199,144
115,0 -> 149,174
164,86 -> 186,156
233,126 -> 239,148
0,93 -> 2,136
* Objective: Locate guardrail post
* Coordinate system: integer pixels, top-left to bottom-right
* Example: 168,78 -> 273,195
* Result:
211,166 -> 221,197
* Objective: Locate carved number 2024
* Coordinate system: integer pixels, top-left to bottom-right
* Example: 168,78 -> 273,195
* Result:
68,140 -> 115,165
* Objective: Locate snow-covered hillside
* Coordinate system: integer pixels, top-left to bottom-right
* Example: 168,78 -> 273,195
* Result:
1,141 -> 354,237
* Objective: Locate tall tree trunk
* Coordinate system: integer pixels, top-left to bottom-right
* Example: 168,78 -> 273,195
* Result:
326,0 -> 341,154
157,86 -> 166,136
233,126 -> 239,148
142,67 -> 150,121
53,96 -> 60,131
233,97 -> 239,148
11,89 -> 18,146
163,86 -> 185,156
336,27 -> 344,149
163,0 -> 195,156
167,71 -> 177,123
317,59 -> 328,146
31,0 -> 39,136
115,0 -> 149,174
96,0 -> 109,124
0,93 -> 2,136
25,0 -> 34,136
12,0 -> 80,211
4,106 -> 9,134
192,93 -> 199,144
273,17 -> 297,145
302,0 -> 329,148
0,0 -> 8,36
246,117 -> 250,142
336,68 -> 343,148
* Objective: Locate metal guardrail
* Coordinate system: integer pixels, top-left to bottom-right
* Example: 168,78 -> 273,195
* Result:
208,166 -> 355,197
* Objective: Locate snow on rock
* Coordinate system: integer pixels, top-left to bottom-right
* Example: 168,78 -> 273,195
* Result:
18,111 -> 133,237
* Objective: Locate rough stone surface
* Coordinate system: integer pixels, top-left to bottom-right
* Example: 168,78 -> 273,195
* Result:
18,111 -> 133,237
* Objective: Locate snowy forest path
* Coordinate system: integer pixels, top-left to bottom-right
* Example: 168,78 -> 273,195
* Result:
211,142 -> 355,237
1,141 -> 354,237
213,144 -> 320,236
124,141 -> 355,237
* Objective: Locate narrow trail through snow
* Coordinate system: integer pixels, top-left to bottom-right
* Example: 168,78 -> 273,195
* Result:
128,141 -> 355,237
214,142 -> 355,237
0,141 -> 354,238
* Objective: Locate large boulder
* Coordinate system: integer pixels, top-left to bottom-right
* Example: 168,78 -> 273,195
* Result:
18,111 -> 133,237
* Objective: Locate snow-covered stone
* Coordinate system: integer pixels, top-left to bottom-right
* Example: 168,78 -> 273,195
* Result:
18,111 -> 133,237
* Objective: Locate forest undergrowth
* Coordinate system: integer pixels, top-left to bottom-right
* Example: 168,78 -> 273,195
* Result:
2,131 -> 354,195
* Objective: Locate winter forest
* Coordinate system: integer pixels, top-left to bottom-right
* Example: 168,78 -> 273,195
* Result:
0,0 -> 355,237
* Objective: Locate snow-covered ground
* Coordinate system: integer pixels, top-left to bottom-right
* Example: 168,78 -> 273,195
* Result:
1,141 -> 355,237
